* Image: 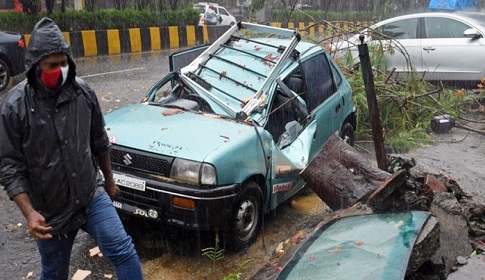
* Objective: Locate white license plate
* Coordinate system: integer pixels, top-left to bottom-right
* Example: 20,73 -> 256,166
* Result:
113,173 -> 146,191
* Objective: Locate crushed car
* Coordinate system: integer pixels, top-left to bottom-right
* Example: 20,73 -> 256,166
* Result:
104,22 -> 356,251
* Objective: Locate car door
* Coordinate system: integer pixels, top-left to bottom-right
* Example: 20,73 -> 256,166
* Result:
267,52 -> 350,208
300,52 -> 344,159
169,44 -> 209,72
216,6 -> 235,25
373,17 -> 422,79
421,16 -> 485,81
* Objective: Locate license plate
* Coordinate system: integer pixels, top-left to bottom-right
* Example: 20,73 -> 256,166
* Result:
112,200 -> 159,219
113,173 -> 146,191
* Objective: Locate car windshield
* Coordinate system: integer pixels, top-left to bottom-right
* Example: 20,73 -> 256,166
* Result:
277,211 -> 431,280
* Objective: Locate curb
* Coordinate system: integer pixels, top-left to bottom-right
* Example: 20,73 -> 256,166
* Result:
22,21 -> 372,58
24,25 -> 231,58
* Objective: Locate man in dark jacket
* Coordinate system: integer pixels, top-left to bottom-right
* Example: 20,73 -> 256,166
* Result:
0,17 -> 143,279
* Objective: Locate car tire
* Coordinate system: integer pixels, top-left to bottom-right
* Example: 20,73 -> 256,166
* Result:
0,58 -> 11,93
340,122 -> 355,146
224,181 -> 263,252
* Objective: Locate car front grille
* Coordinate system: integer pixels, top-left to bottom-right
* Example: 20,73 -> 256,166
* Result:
110,145 -> 174,177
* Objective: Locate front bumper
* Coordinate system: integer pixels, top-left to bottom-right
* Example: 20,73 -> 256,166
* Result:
112,173 -> 240,232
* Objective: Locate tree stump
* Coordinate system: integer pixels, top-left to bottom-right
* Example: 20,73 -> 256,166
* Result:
301,134 -> 391,210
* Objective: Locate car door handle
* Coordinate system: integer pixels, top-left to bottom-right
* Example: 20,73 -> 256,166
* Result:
423,47 -> 436,51
335,103 -> 341,113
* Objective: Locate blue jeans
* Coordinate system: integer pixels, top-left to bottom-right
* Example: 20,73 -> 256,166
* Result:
36,190 -> 143,280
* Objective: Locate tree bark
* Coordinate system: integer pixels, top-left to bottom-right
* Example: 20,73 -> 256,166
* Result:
301,134 -> 391,210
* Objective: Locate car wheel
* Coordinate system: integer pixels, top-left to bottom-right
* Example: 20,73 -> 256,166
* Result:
0,59 -> 11,92
224,182 -> 263,252
340,122 -> 355,146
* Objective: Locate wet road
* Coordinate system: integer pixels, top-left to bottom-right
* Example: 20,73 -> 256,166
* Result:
0,50 -> 333,280
2,49 -> 484,280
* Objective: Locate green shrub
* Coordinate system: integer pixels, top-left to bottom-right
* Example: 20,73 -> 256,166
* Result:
0,8 -> 200,33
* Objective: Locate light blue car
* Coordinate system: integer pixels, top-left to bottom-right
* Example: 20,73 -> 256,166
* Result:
104,22 -> 356,251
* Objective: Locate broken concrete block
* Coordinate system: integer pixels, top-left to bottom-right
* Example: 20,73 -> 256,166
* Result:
430,192 -> 473,277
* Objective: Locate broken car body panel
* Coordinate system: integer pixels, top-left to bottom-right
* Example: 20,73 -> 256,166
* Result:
104,22 -> 356,250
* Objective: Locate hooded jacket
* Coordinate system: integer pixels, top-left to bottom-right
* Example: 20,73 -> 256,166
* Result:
0,18 -> 110,235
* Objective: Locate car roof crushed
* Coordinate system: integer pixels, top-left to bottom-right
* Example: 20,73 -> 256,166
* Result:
179,22 -> 306,120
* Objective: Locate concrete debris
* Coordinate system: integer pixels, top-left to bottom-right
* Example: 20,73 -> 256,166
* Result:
302,135 -> 485,279
71,269 -> 91,280
89,246 -> 101,257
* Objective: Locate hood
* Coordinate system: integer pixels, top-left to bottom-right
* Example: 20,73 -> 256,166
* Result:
105,103 -> 255,160
25,17 -> 76,82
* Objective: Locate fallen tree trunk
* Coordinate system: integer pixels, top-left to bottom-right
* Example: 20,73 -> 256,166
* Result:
301,134 -> 391,210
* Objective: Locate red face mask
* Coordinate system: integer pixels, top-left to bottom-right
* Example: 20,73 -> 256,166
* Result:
37,65 -> 69,89
39,67 -> 62,89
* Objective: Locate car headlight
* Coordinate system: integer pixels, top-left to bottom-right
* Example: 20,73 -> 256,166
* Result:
170,158 -> 217,186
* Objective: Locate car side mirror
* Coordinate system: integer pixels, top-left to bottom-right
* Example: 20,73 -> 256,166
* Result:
463,28 -> 481,40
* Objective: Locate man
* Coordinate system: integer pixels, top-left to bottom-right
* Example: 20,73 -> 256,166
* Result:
0,17 -> 143,279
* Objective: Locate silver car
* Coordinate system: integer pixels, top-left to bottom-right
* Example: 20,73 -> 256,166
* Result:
331,12 -> 485,85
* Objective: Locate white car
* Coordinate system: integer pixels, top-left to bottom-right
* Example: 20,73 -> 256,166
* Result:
330,12 -> 485,86
194,3 -> 237,26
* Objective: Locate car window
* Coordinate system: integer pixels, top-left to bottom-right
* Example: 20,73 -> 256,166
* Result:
300,54 -> 336,112
376,18 -> 418,39
194,4 -> 205,13
425,17 -> 472,38
329,61 -> 343,88
219,7 -> 229,16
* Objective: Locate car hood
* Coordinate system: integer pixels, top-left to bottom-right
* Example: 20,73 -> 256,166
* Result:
104,103 -> 253,160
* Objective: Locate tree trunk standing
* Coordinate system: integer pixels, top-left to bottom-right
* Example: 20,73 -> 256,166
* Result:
21,0 -> 35,15
300,134 -> 391,210
84,0 -> 95,11
45,0 -> 55,14
60,0 -> 67,12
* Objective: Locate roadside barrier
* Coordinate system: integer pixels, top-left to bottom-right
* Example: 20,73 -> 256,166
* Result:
22,21 -> 372,58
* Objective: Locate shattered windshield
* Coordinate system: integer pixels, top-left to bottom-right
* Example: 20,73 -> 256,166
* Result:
277,211 -> 431,280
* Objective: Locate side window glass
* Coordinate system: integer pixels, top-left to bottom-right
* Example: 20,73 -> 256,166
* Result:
375,18 -> 418,39
219,8 -> 229,16
425,17 -> 471,38
301,53 -> 336,112
329,60 -> 342,88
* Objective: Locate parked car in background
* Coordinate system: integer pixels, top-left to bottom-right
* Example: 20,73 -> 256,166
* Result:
194,2 -> 237,26
0,30 -> 25,92
104,22 -> 356,251
330,12 -> 485,86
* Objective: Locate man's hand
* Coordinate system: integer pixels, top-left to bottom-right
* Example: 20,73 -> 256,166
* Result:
12,192 -> 53,240
97,152 -> 120,198
104,179 -> 120,198
26,210 -> 53,240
